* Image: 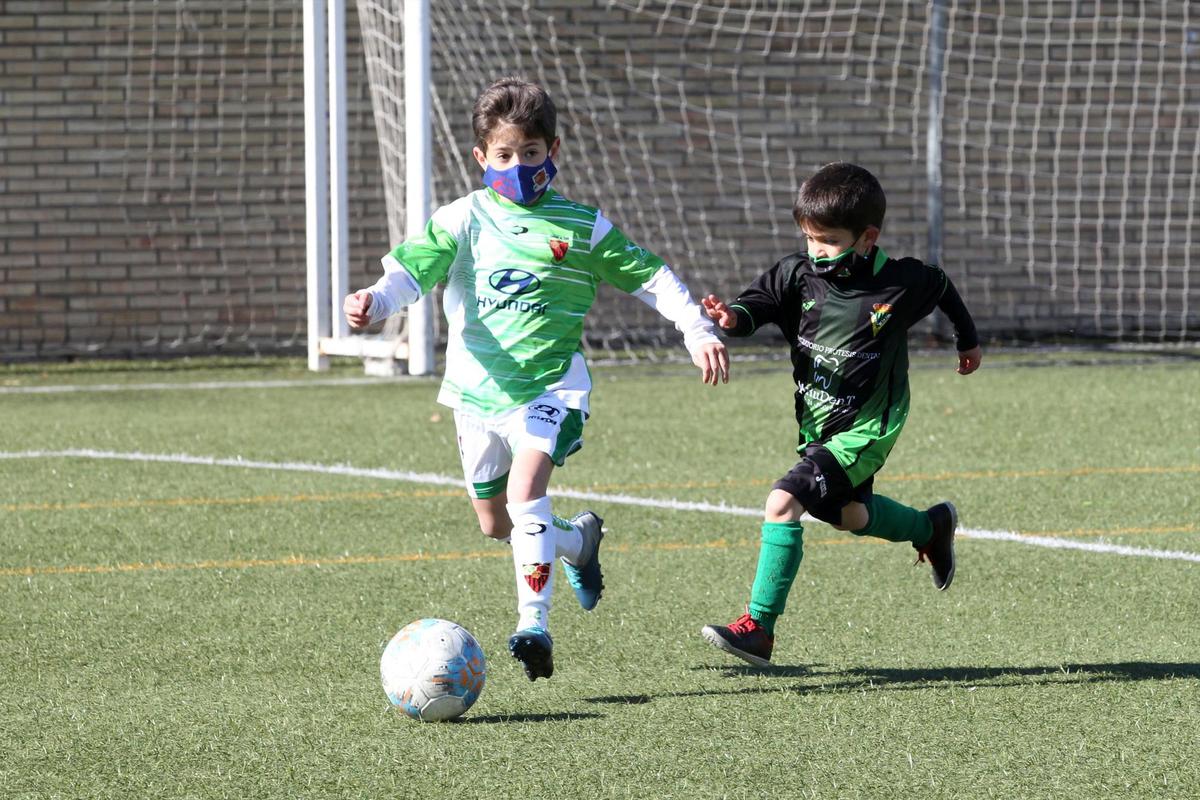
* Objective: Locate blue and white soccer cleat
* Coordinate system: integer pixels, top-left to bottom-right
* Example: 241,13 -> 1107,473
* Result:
508,626 -> 554,681
561,511 -> 605,611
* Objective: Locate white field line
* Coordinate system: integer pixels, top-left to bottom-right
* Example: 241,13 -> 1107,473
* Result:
0,377 -> 408,395
2,449 -> 1198,565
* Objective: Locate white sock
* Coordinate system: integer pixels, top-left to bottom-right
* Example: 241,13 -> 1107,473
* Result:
507,496 -> 556,631
552,514 -> 584,563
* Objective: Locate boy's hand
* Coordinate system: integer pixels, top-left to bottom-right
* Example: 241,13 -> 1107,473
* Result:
957,346 -> 982,375
343,291 -> 373,329
701,294 -> 738,330
692,341 -> 729,386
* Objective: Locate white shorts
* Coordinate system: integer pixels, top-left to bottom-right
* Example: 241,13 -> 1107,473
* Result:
453,395 -> 586,499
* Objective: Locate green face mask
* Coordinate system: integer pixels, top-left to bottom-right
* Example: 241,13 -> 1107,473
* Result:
807,244 -> 859,276
811,241 -> 868,278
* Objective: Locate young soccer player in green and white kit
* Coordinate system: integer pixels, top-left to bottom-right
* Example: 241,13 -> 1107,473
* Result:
344,77 -> 729,681
699,162 -> 982,666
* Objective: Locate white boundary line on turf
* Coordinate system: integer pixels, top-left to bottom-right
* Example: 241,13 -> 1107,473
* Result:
0,377 -> 408,395
3,448 -> 1198,565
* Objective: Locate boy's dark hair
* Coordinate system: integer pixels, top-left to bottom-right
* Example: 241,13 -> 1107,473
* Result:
472,77 -> 557,152
792,162 -> 886,235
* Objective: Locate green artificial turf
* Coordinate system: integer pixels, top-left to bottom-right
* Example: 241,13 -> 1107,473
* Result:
2,352 -> 1197,799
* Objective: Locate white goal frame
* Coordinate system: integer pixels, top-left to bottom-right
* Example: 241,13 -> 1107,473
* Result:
303,0 -> 435,374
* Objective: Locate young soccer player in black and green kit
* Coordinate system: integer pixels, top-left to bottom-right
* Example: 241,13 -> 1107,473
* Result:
699,162 -> 983,666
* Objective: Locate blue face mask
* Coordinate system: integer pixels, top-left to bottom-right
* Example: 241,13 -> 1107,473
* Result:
482,157 -> 557,205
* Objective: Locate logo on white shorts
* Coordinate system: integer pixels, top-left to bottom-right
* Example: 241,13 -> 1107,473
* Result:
527,403 -> 561,426
522,522 -> 547,536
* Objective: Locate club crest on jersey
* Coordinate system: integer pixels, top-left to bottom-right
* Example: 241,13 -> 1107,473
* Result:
802,298 -> 816,312
870,303 -> 894,336
523,562 -> 552,592
549,237 -> 569,262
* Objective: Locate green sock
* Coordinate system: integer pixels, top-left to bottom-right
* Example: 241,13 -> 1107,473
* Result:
748,521 -> 804,634
852,495 -> 932,545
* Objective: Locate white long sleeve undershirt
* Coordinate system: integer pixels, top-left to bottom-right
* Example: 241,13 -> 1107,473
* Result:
632,265 -> 721,357
363,254 -> 424,325
363,258 -> 719,359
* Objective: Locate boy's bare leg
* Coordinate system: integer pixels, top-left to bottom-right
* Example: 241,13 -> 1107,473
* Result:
470,495 -> 512,540
834,500 -> 868,531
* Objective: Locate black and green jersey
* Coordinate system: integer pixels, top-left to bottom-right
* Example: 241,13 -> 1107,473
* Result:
725,247 -> 979,487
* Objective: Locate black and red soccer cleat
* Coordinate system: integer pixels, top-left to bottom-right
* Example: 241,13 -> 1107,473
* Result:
915,501 -> 958,590
700,612 -> 774,667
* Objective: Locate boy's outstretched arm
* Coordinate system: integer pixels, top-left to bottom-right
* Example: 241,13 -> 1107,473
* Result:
935,273 -> 982,376
342,263 -> 424,330
632,267 -> 729,385
957,346 -> 982,375
343,291 -> 373,329
691,340 -> 729,386
701,294 -> 738,330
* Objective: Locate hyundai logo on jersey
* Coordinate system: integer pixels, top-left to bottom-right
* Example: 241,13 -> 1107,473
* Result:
482,156 -> 557,205
489,268 -> 541,295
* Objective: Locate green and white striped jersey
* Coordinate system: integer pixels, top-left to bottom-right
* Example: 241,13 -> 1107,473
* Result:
380,187 -> 667,417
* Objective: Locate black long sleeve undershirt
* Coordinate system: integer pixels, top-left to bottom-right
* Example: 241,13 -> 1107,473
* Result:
937,277 -> 979,352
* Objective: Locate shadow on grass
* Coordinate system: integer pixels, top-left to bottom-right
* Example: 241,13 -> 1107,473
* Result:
461,711 -> 605,724
583,661 -> 1200,705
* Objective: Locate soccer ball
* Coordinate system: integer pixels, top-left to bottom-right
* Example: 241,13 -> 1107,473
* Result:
380,618 -> 487,722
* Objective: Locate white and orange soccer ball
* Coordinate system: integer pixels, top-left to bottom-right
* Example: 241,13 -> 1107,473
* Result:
380,618 -> 486,722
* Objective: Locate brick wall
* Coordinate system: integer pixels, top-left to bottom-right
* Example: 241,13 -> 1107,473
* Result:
1,1 -> 1196,361
0,0 -> 388,359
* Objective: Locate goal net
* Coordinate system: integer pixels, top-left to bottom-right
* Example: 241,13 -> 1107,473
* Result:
353,0 -> 1198,357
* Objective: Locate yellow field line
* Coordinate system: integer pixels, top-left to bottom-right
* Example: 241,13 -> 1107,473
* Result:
883,464 -> 1200,483
2,487 -> 463,513
3,524 -> 1196,578
0,549 -> 501,577
0,539 -> 758,578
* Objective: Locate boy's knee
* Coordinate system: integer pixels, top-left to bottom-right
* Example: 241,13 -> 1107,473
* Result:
764,489 -> 804,522
479,520 -> 511,540
837,501 -> 870,532
471,501 -> 512,539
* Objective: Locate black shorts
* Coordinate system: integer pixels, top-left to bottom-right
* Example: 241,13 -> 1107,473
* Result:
772,444 -> 874,526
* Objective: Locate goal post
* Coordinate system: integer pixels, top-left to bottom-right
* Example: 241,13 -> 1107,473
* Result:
305,0 -> 435,374
302,0 -> 329,372
307,0 -> 1198,361
401,0 -> 435,376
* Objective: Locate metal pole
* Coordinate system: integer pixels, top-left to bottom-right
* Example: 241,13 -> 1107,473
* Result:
329,0 -> 350,339
304,0 -> 330,371
405,0 -> 435,376
927,0 -> 949,340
